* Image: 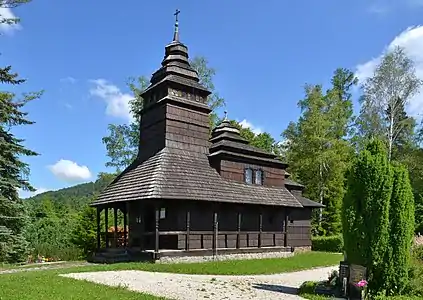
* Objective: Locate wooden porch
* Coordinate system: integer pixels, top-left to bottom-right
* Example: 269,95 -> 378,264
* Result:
91,199 -> 308,263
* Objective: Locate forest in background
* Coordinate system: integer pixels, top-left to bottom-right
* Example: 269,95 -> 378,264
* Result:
2,0 -> 423,263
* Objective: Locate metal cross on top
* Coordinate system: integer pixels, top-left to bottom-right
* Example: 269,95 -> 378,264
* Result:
173,9 -> 181,42
174,9 -> 181,22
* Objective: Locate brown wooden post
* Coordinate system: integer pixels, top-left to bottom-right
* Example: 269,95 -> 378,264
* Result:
123,203 -> 128,248
185,209 -> 190,251
140,203 -> 145,250
96,207 -> 101,249
113,206 -> 118,248
154,205 -> 160,259
258,210 -> 263,248
236,212 -> 241,249
104,207 -> 109,248
284,208 -> 289,247
212,211 -> 218,257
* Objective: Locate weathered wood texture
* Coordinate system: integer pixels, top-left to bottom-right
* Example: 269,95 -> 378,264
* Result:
126,200 -> 311,250
218,159 -> 286,187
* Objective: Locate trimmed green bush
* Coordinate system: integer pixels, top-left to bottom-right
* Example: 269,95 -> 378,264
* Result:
312,235 -> 343,253
342,140 -> 393,294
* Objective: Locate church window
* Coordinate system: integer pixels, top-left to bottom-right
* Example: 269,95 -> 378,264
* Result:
244,168 -> 253,184
255,170 -> 263,185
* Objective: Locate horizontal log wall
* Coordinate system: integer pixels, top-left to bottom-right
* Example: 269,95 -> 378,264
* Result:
219,160 -> 286,187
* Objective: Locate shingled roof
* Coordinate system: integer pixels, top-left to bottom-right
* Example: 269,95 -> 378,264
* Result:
92,147 -> 302,208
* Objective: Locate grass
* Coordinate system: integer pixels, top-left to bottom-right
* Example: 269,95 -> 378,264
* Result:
75,251 -> 342,275
0,268 -> 165,300
0,251 -> 342,300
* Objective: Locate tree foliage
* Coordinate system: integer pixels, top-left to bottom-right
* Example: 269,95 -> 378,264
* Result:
283,68 -> 357,236
70,206 -> 97,258
342,140 -> 393,293
357,46 -> 423,160
0,0 -> 41,263
387,162 -> 415,294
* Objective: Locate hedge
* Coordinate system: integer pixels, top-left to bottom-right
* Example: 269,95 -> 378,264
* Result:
311,235 -> 343,253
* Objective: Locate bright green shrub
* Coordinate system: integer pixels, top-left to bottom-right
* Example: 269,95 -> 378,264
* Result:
387,163 -> 415,294
342,140 -> 393,294
312,235 -> 343,253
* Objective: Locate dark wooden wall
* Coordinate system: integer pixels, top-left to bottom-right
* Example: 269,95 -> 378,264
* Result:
218,159 -> 286,187
138,88 -> 210,161
127,200 -> 312,250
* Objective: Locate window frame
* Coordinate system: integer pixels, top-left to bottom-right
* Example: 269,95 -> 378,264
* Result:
244,168 -> 253,184
244,167 -> 264,185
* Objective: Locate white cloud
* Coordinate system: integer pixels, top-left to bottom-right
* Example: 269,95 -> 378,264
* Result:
0,6 -> 21,34
19,187 -> 50,199
355,25 -> 423,118
48,159 -> 92,183
89,79 -> 134,122
239,119 -> 263,135
60,76 -> 77,84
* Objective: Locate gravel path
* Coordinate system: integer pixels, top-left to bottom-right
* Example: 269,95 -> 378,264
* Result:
62,266 -> 337,300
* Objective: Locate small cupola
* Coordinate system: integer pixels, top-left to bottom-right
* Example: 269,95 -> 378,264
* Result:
210,111 -> 249,145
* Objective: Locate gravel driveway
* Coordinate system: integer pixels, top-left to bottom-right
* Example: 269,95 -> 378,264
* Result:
62,266 -> 337,299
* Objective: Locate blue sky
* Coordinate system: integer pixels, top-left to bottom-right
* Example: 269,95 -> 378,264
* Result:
2,0 -> 423,197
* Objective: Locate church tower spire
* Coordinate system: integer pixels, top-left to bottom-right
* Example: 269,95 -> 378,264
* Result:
137,11 -> 212,161
173,9 -> 180,42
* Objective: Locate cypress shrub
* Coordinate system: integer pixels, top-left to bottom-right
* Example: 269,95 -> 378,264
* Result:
387,163 -> 415,294
342,139 -> 393,294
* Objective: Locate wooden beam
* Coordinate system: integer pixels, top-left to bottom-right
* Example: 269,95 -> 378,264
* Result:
123,203 -> 128,248
236,212 -> 241,249
105,207 -> 109,248
96,207 -> 101,249
154,205 -> 160,259
113,206 -> 118,248
284,208 -> 289,247
212,211 -> 218,257
140,203 -> 145,250
185,209 -> 190,251
258,210 -> 263,248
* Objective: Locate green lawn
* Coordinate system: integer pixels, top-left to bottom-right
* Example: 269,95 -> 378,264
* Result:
0,251 -> 342,300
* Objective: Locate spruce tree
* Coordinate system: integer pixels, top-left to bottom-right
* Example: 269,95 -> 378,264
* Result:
342,139 -> 393,293
387,162 -> 415,294
0,90 -> 40,263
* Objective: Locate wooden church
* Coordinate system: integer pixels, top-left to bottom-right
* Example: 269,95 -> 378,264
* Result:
91,11 -> 323,262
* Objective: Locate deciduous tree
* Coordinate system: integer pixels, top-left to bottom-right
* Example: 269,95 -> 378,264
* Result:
357,46 -> 422,160
283,68 -> 356,236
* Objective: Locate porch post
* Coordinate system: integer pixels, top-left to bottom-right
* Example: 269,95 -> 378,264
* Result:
104,207 -> 109,248
236,211 -> 241,249
113,206 -> 118,247
123,203 -> 128,248
258,209 -> 263,248
212,211 -> 218,257
96,207 -> 101,249
185,208 -> 191,251
154,204 -> 160,259
284,208 -> 289,247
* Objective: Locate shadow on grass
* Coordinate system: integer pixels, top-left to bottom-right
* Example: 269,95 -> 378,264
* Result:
252,283 -> 299,295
